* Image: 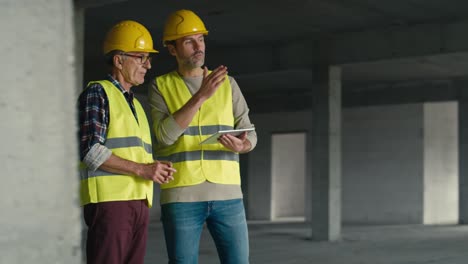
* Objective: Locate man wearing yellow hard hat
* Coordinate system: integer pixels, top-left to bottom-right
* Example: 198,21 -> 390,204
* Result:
78,20 -> 176,264
148,9 -> 257,263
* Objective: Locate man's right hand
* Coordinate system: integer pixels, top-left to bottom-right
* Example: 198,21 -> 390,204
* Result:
172,65 -> 228,129
140,160 -> 176,184
196,65 -> 228,101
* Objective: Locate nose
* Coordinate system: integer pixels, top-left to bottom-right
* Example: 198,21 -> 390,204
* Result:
143,59 -> 151,69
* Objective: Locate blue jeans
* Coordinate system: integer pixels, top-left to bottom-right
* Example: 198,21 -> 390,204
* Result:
161,199 -> 249,264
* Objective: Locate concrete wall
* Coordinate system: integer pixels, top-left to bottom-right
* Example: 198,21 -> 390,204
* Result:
342,104 -> 424,224
249,103 -> 458,225
423,102 -> 459,224
0,1 -> 81,263
250,106 -> 428,224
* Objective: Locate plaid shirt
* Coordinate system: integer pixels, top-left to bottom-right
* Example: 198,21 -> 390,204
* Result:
78,75 -> 138,161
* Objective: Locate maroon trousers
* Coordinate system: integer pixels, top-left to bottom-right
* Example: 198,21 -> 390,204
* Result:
84,200 -> 149,264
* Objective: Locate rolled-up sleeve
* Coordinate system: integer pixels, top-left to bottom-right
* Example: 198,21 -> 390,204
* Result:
77,83 -> 112,170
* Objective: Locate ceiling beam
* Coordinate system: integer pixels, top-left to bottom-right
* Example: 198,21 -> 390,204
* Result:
244,78 -> 466,113
333,19 -> 468,65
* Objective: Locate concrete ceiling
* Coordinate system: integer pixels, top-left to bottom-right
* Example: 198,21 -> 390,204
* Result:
83,0 -> 468,43
80,0 -> 468,88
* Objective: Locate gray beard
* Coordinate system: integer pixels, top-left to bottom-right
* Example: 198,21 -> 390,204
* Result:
182,55 -> 204,69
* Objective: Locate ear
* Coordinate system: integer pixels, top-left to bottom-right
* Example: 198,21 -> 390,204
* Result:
167,45 -> 177,57
113,55 -> 123,69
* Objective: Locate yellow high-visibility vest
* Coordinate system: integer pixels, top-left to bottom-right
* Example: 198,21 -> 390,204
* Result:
80,80 -> 154,207
155,71 -> 240,189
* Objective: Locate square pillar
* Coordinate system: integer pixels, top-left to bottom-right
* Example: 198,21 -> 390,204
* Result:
309,65 -> 342,241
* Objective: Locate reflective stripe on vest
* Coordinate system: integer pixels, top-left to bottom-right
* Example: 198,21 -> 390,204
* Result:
156,71 -> 240,189
105,136 -> 152,154
79,80 -> 154,207
157,150 -> 239,163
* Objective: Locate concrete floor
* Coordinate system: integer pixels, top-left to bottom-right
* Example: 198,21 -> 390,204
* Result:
144,221 -> 468,264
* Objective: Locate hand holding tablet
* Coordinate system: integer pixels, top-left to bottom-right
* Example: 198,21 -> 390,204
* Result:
199,127 -> 255,145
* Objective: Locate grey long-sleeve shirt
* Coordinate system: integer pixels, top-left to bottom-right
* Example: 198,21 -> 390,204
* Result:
148,72 -> 257,204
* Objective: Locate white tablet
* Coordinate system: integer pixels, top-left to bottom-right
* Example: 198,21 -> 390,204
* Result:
199,127 -> 255,145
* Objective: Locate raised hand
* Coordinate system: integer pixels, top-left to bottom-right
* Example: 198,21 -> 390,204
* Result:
196,65 -> 228,101
172,65 -> 229,129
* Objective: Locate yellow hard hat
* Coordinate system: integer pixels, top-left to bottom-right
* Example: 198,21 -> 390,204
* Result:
162,9 -> 209,45
103,20 -> 158,54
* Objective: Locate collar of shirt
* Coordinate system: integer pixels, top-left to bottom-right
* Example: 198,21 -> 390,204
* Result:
106,74 -> 134,99
106,74 -> 138,122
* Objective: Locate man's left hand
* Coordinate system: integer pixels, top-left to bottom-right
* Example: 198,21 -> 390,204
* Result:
218,132 -> 251,153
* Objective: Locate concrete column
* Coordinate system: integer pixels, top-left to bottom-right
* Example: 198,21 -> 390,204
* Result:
0,1 -> 81,263
309,64 -> 342,241
73,5 -> 88,263
458,81 -> 468,224
74,6 -> 85,95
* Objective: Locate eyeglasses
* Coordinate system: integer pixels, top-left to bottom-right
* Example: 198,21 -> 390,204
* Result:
121,53 -> 152,64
